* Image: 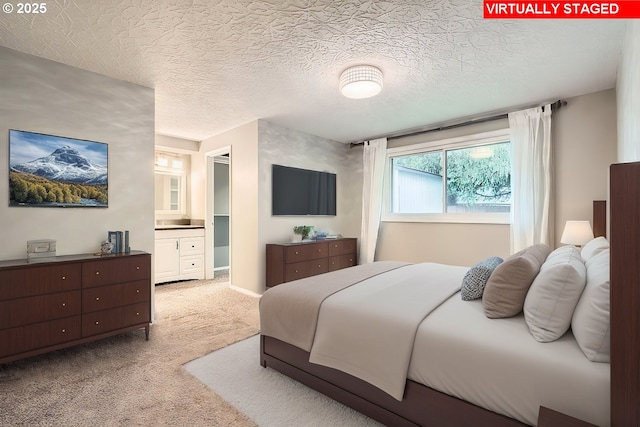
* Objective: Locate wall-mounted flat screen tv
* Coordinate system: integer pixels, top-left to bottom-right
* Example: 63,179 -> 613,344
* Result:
9,129 -> 108,207
272,164 -> 336,216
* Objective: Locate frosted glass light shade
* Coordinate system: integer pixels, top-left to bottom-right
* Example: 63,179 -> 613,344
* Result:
560,220 -> 594,246
340,65 -> 383,99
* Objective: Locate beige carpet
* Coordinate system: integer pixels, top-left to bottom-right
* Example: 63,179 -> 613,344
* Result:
0,277 -> 260,427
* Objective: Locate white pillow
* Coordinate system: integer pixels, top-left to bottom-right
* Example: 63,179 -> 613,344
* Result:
524,246 -> 587,342
571,249 -> 610,362
580,236 -> 609,262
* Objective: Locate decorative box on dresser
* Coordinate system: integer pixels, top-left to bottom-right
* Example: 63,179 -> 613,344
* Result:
0,251 -> 151,365
266,238 -> 357,287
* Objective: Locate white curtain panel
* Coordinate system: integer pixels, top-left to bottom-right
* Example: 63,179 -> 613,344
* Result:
360,138 -> 387,264
509,105 -> 554,253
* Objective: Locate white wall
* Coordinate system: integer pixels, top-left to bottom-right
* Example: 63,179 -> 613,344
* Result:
553,89 -> 617,247
0,47 -> 155,261
617,21 -> 640,162
195,121 -> 260,293
376,90 -> 617,266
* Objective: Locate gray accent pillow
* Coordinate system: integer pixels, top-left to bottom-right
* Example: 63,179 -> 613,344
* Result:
460,257 -> 504,301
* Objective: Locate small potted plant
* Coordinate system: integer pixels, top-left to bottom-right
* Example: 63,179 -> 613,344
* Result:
293,225 -> 312,242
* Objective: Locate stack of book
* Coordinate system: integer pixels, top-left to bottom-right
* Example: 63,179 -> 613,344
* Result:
107,230 -> 130,254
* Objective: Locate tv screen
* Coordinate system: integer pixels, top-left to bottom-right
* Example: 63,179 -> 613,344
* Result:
9,129 -> 108,207
272,164 -> 336,216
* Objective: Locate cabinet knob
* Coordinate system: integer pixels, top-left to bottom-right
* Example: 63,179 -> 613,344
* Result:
334,244 -> 338,248
62,302 -> 66,307
136,266 -> 140,270
136,289 -> 140,293
295,269 -> 299,273
136,312 -> 140,316
62,276 -> 66,280
96,297 -> 100,301
295,251 -> 299,255
318,264 -> 321,268
95,271 -> 100,275
62,329 -> 66,333
95,321 -> 99,325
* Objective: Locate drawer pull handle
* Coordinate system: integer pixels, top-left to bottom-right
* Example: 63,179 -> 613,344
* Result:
96,297 -> 100,301
95,321 -> 99,325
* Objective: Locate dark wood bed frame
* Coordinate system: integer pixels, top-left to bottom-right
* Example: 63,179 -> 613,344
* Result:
261,161 -> 638,427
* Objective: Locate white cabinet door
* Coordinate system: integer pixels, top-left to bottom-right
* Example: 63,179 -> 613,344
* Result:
154,238 -> 180,283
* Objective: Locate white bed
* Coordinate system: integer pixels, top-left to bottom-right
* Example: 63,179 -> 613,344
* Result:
260,239 -> 612,426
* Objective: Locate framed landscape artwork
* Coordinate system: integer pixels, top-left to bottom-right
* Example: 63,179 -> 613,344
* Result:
8,129 -> 108,207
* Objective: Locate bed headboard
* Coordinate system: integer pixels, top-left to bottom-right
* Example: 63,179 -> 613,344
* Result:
593,200 -> 606,238
609,162 -> 640,426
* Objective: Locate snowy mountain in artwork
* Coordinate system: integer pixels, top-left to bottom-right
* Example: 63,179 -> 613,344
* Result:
11,145 -> 107,185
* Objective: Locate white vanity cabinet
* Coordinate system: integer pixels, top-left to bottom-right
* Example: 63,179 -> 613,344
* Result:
154,228 -> 205,284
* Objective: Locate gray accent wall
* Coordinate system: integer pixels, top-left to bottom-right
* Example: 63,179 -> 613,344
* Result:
0,47 -> 155,262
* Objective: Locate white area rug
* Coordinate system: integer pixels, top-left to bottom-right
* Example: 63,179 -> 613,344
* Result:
184,335 -> 384,427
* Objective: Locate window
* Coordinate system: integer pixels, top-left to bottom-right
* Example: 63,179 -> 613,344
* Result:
384,129 -> 511,223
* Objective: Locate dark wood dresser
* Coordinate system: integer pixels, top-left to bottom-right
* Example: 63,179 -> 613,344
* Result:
266,238 -> 357,287
0,251 -> 151,364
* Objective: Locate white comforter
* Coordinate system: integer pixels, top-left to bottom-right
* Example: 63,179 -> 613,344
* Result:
309,262 -> 467,400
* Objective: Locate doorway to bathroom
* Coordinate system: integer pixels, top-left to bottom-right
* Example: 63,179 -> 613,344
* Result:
206,148 -> 230,281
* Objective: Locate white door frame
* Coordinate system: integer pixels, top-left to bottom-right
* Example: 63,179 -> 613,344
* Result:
205,146 -> 231,280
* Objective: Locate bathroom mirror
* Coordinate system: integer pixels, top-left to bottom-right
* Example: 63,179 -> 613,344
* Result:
154,171 -> 186,214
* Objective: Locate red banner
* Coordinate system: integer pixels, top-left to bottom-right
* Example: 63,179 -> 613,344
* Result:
484,1 -> 640,18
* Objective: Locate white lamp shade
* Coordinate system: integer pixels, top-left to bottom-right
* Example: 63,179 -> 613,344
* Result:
340,65 -> 383,99
560,220 -> 594,246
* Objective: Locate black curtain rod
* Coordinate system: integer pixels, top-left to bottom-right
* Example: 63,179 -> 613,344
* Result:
350,99 -> 567,148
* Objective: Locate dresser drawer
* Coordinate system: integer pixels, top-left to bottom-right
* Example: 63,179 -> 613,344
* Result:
180,237 -> 204,256
328,238 -> 357,256
0,264 -> 81,300
328,254 -> 357,272
82,302 -> 150,337
284,258 -> 329,282
0,290 -> 81,329
284,242 -> 329,263
82,280 -> 150,314
82,255 -> 151,288
0,316 -> 81,359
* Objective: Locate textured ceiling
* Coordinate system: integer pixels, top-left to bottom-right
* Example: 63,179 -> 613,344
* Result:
0,1 -> 627,143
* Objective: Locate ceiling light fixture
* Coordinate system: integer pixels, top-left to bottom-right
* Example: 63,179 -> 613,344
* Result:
340,65 -> 383,99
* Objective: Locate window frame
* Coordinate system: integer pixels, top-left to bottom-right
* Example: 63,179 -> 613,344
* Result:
382,128 -> 512,224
